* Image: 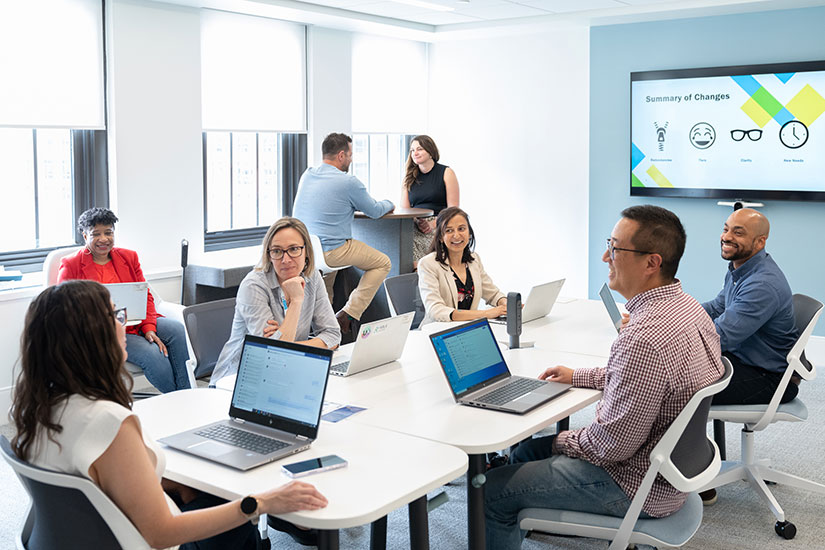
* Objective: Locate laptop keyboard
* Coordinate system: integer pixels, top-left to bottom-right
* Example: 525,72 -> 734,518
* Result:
195,424 -> 289,455
476,377 -> 546,406
330,360 -> 349,375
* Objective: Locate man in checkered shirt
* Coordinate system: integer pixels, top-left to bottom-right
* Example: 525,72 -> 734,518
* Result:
485,205 -> 725,549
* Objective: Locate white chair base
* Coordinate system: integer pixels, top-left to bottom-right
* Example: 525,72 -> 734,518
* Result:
702,428 -> 825,523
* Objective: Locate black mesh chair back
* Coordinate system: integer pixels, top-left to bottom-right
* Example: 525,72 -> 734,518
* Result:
183,297 -> 237,378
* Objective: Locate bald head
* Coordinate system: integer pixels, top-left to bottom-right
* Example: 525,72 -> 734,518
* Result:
720,208 -> 770,268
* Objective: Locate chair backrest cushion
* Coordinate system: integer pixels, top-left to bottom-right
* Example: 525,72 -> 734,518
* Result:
670,395 -> 715,479
183,297 -> 236,377
384,273 -> 424,329
43,246 -> 83,286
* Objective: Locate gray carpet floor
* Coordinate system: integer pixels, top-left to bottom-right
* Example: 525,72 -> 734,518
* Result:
2,379 -> 824,549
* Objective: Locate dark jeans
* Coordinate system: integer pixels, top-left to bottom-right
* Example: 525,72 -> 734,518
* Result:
172,492 -> 258,550
713,352 -> 798,405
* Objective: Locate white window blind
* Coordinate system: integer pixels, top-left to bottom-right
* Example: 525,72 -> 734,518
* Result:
0,0 -> 105,129
352,35 -> 427,134
201,10 -> 306,132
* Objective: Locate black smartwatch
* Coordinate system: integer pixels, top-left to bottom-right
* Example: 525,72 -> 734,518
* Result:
240,496 -> 259,519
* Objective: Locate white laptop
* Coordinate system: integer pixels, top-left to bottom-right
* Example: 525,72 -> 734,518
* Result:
330,312 -> 415,377
429,319 -> 571,414
599,283 -> 624,333
489,278 -> 565,325
103,282 -> 148,324
160,335 -> 332,470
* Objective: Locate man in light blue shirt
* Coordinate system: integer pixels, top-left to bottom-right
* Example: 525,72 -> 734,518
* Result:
292,133 -> 394,334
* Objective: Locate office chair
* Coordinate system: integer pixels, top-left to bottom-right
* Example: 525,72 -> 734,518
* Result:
518,358 -> 733,550
309,234 -> 350,276
42,246 -> 196,393
182,297 -> 236,378
702,293 -> 825,539
1,436 -> 150,550
384,272 -> 425,329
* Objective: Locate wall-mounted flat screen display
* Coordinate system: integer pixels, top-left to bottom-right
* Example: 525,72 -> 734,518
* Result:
631,60 -> 825,201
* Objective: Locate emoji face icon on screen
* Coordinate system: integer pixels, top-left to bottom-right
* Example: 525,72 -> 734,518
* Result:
690,122 -> 716,149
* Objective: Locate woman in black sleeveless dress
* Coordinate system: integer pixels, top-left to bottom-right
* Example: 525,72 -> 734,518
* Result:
400,135 -> 460,265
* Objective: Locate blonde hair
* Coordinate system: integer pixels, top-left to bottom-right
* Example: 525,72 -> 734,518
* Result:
256,217 -> 315,276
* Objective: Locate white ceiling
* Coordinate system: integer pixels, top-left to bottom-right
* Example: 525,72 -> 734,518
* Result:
172,0 -> 825,37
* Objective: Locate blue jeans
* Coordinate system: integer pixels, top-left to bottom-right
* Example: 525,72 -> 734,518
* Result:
484,435 -> 647,549
126,317 -> 191,392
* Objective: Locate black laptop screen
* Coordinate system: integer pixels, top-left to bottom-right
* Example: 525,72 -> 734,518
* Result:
231,338 -> 330,428
430,319 -> 508,396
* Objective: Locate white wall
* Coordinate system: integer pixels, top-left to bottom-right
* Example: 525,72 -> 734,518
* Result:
427,27 -> 591,298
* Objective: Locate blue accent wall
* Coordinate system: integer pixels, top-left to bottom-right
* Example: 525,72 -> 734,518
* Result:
590,7 -> 825,335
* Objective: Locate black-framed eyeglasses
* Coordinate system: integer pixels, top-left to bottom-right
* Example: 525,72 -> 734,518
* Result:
113,307 -> 127,326
730,129 -> 762,142
268,246 -> 305,260
606,238 -> 655,260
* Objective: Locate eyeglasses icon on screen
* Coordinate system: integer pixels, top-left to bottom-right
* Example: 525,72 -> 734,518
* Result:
730,129 -> 762,141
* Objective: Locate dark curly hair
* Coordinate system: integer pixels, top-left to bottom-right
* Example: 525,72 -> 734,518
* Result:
77,207 -> 119,236
11,280 -> 132,461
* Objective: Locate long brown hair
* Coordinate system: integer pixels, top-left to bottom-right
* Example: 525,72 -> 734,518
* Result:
403,135 -> 440,191
11,280 -> 132,460
430,206 -> 475,265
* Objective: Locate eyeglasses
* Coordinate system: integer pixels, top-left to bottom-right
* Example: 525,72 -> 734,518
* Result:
606,238 -> 655,260
113,307 -> 127,326
89,229 -> 115,239
268,245 -> 305,260
730,129 -> 762,142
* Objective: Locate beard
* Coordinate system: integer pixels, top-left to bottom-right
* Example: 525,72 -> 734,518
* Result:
720,240 -> 755,263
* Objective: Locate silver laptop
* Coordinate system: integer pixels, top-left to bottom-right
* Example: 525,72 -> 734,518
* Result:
330,312 -> 415,377
160,335 -> 332,470
103,282 -> 148,323
429,319 -> 571,414
489,278 -> 565,324
599,283 -> 624,333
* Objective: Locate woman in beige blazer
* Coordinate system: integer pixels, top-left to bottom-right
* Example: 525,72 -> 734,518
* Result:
418,207 -> 506,325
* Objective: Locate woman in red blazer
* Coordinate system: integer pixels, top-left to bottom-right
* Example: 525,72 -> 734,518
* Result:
58,208 -> 191,392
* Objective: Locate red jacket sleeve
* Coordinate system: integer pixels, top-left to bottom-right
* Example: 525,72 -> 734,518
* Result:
56,250 -> 83,283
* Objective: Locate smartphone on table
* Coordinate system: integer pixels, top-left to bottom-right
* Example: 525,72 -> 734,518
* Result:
281,454 -> 348,478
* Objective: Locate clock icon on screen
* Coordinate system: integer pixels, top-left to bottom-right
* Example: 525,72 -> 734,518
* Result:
779,120 -> 808,149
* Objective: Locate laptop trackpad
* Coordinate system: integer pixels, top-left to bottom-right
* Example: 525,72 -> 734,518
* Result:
190,440 -> 236,457
513,392 -> 546,406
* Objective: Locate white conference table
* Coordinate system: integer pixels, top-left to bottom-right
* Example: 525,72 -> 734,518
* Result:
134,388 -> 468,550
217,298 -> 617,549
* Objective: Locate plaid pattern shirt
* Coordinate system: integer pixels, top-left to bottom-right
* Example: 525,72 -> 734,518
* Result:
555,281 -> 723,517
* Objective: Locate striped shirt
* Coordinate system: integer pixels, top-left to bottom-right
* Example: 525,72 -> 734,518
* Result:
555,280 -> 723,517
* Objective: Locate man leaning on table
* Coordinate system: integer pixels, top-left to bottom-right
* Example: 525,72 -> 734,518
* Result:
699,208 -> 798,505
292,132 -> 395,337
484,205 -> 725,549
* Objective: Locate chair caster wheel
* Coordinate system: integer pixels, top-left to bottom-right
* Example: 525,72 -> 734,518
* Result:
775,520 -> 796,540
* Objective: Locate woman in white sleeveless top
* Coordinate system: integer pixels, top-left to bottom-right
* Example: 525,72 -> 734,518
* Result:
10,280 -> 327,549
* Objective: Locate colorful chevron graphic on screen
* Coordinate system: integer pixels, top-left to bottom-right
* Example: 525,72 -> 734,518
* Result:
732,74 -> 825,128
631,142 -> 673,188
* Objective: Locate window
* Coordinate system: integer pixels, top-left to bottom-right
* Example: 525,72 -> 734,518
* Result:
0,0 -> 107,273
200,10 -> 307,250
0,129 -> 108,272
352,134 -> 412,202
203,132 -> 306,251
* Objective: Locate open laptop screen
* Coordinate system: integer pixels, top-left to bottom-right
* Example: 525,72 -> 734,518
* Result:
231,336 -> 331,429
430,319 -> 508,396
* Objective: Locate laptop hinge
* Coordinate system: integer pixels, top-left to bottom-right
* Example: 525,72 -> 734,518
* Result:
297,435 -> 310,441
231,418 -> 245,424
